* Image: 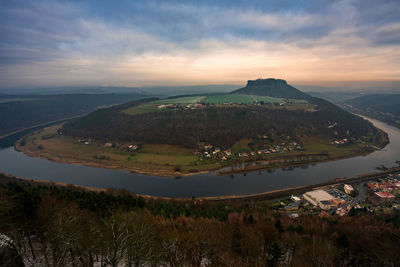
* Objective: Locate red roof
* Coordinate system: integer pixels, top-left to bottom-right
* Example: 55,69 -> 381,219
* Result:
320,211 -> 329,217
367,183 -> 376,189
374,192 -> 395,198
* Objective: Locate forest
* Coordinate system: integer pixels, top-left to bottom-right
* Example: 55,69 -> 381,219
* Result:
1,177 -> 400,266
343,94 -> 400,129
345,94 -> 400,116
63,96 -> 387,150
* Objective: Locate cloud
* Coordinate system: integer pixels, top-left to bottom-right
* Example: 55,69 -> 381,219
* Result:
0,0 -> 400,89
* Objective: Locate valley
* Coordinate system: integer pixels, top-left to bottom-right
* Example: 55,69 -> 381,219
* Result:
15,79 -> 388,176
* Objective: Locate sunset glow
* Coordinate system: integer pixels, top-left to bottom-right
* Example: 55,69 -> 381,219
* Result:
1,0 -> 400,89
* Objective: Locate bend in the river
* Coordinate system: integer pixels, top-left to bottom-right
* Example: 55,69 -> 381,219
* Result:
0,117 -> 399,198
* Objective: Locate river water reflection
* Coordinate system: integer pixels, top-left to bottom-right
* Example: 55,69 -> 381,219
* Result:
0,118 -> 399,197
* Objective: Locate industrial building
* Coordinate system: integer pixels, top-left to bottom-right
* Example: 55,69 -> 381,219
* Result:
303,190 -> 335,210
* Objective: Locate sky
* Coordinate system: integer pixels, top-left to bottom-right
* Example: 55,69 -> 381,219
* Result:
1,0 -> 400,90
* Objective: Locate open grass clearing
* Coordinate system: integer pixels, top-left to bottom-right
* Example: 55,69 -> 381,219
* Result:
122,94 -> 311,115
19,126 -> 221,175
123,96 -> 206,115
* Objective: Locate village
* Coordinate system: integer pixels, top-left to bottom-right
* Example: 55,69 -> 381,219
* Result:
156,101 -> 296,111
196,136 -> 304,162
277,173 -> 400,218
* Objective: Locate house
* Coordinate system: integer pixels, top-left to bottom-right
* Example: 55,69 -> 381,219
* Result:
157,105 -> 166,109
104,142 -> 113,147
367,183 -> 376,190
285,202 -> 299,211
332,198 -> 346,206
320,211 -> 329,217
194,103 -> 204,108
78,139 -> 92,145
204,144 -> 213,150
336,207 -> 349,216
165,104 -> 178,109
128,144 -> 139,150
291,195 -> 301,202
374,192 -> 395,199
344,184 -> 354,194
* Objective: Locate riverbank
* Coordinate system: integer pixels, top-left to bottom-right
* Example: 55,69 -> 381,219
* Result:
15,123 -> 387,177
2,165 -> 400,202
205,166 -> 400,201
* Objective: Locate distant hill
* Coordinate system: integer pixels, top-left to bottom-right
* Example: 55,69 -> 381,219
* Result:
63,79 -> 387,150
343,94 -> 400,128
232,78 -> 310,100
345,94 -> 400,116
0,93 -> 146,136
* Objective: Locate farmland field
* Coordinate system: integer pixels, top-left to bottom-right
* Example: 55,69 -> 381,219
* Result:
203,94 -> 254,104
123,96 -> 206,115
123,94 -> 309,115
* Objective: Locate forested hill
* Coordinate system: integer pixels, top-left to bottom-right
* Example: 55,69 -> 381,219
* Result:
232,78 -> 310,100
0,93 -> 145,136
63,94 -> 387,150
343,94 -> 400,128
345,94 -> 400,116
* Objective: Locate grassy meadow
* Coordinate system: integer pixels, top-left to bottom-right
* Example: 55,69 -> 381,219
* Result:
123,94 -> 310,115
17,126 -> 223,176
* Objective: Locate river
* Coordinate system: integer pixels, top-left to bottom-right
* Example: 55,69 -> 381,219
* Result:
0,118 -> 399,198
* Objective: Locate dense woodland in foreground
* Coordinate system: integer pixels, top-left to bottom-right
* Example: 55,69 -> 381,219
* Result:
1,177 -> 400,267
63,96 -> 386,149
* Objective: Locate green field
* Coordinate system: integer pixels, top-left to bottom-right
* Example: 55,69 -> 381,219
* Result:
123,96 -> 205,115
252,95 -> 306,103
203,94 -> 291,104
203,94 -> 254,104
19,126 -> 222,176
123,94 -> 309,115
